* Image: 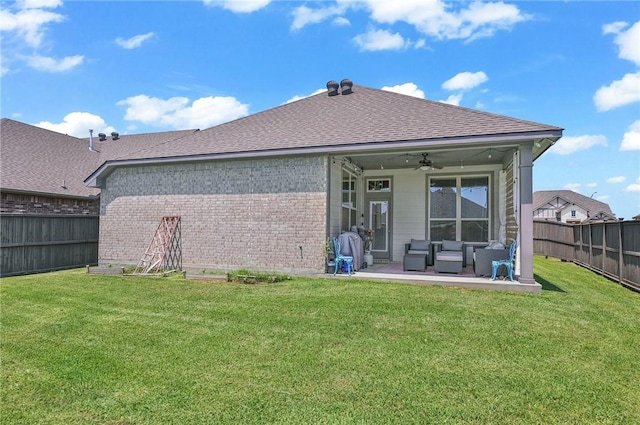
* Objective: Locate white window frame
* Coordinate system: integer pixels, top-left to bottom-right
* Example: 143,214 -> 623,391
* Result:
427,174 -> 491,242
366,178 -> 391,193
341,168 -> 358,230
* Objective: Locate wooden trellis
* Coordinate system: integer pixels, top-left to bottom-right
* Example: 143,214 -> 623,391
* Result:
134,216 -> 182,274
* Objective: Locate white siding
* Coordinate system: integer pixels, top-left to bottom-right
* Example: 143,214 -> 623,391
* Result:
390,170 -> 426,262
560,206 -> 587,222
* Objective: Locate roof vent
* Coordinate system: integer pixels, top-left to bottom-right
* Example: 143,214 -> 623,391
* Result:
89,129 -> 95,151
111,131 -> 119,140
326,80 -> 339,96
98,133 -> 106,141
340,79 -> 353,95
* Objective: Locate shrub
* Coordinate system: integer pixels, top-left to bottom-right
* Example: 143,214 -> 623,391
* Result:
226,269 -> 291,284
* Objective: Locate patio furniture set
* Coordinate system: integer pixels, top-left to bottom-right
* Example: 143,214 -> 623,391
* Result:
403,238 -> 516,281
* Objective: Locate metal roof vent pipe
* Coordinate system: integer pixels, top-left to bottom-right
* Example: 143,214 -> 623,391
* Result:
340,78 -> 353,95
89,129 -> 95,151
326,80 -> 339,96
98,133 -> 107,141
111,131 -> 119,141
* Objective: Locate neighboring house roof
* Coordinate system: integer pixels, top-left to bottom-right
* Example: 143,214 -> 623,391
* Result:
0,118 -> 196,198
533,190 -> 616,220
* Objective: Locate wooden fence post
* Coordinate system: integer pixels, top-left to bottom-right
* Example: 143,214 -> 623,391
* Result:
618,219 -> 624,285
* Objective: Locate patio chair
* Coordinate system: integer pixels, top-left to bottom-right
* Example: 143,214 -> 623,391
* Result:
403,239 -> 430,271
333,237 -> 354,276
491,241 -> 517,281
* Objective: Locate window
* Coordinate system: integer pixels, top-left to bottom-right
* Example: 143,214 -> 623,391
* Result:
342,169 -> 358,230
367,179 -> 391,192
571,210 -> 576,217
428,176 -> 489,242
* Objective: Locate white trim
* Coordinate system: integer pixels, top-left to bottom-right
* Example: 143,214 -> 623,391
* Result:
366,178 -> 392,192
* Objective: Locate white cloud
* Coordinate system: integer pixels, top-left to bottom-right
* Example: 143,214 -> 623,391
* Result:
381,82 -> 425,99
362,0 -> 529,42
607,176 -> 626,184
17,0 -> 62,8
333,16 -> 350,27
626,177 -> 640,192
620,120 -> 640,151
117,94 -> 249,129
549,134 -> 608,155
602,21 -> 627,35
291,5 -> 344,31
442,71 -> 488,91
116,32 -> 155,49
290,1 -> 529,42
604,20 -> 640,65
25,54 -> 84,72
594,72 -> 640,111
0,6 -> 65,48
585,182 -> 598,188
563,183 -> 582,192
204,0 -> 271,13
285,88 -> 327,104
353,28 -> 407,51
0,1 -> 85,74
439,93 -> 463,106
34,112 -> 116,138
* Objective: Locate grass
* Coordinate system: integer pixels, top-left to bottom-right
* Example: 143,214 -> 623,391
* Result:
1,256 -> 639,424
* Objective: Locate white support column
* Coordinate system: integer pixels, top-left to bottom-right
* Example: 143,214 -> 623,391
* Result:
519,143 -> 535,284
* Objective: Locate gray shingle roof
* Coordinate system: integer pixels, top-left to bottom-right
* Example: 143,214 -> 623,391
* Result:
120,84 -> 563,161
533,190 -> 615,219
0,118 -> 195,198
3,82 -> 564,196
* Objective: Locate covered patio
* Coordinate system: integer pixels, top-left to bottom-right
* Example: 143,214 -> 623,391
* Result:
328,261 -> 542,294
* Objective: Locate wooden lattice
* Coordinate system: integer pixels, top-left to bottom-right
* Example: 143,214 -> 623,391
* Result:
134,216 -> 182,274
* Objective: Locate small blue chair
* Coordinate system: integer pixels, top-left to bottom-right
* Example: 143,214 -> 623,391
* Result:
333,237 -> 354,276
491,241 -> 517,281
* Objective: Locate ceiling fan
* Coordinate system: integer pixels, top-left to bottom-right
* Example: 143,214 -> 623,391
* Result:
413,153 -> 443,171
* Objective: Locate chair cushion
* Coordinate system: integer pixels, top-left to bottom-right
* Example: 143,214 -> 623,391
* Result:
442,240 -> 463,251
436,251 -> 463,262
410,239 -> 430,251
407,249 -> 428,255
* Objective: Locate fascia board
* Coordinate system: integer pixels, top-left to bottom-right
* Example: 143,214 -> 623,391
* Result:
85,129 -> 563,188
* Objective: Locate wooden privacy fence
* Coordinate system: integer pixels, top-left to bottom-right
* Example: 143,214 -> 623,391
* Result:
533,219 -> 640,292
0,214 -> 99,277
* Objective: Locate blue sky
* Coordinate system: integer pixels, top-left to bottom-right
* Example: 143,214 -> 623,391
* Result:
1,0 -> 639,219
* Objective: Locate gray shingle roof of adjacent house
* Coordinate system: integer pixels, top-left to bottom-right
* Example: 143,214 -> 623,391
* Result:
117,84 -> 563,162
533,190 -> 615,219
0,118 -> 195,198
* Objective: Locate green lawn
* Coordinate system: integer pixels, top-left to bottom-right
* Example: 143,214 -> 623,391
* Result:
1,257 -> 639,424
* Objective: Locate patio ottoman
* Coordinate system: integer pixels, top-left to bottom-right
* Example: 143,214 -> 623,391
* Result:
403,253 -> 427,271
434,250 -> 463,274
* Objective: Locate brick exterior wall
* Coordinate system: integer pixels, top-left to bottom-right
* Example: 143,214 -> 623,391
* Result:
98,156 -> 328,274
1,192 -> 99,215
